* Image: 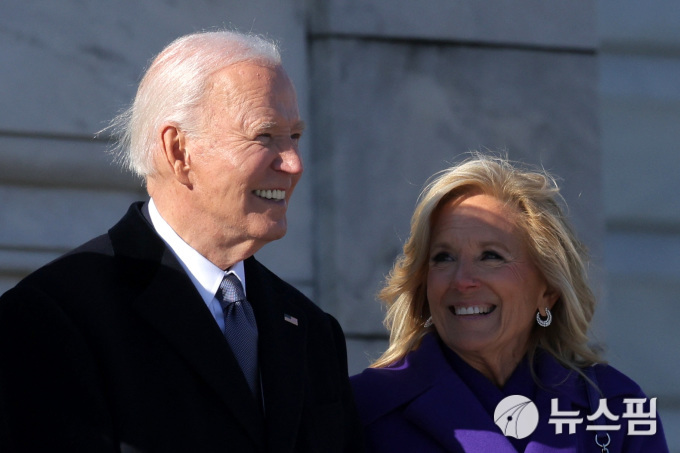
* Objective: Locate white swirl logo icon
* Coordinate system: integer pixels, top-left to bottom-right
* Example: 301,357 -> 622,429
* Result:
494,395 -> 539,439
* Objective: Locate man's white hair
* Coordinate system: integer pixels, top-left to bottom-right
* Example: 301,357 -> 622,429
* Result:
107,30 -> 281,178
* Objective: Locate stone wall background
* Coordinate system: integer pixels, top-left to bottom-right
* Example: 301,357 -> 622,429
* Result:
1,1 -> 677,449
597,1 -> 680,447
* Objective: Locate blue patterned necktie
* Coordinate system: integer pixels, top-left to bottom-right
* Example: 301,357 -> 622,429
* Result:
217,273 -> 260,399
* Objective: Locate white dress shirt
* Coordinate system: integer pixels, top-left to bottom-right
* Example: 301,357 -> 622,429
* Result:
147,198 -> 246,333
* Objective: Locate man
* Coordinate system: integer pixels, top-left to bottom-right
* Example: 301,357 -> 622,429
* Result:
0,31 -> 363,452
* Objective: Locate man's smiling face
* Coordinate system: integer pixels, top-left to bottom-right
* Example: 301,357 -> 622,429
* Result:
185,62 -> 305,252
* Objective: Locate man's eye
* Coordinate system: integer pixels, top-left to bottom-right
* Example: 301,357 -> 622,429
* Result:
255,133 -> 272,143
291,133 -> 302,140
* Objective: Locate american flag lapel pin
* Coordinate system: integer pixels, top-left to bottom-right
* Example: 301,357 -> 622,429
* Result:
284,314 -> 298,326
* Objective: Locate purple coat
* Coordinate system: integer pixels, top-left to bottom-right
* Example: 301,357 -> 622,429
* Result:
351,333 -> 668,452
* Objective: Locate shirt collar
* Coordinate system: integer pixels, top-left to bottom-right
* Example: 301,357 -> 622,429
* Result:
147,198 -> 247,304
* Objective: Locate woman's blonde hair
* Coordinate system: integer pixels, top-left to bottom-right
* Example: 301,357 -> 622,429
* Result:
372,153 -> 602,376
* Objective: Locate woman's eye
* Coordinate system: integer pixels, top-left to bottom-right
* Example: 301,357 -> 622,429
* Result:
481,250 -> 503,261
431,252 -> 453,263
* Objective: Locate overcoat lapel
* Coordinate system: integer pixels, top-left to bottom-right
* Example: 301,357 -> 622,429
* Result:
524,358 -> 581,452
399,337 -> 517,452
108,203 -> 265,448
245,258 -> 307,453
524,387 -> 579,452
369,334 -> 581,452
406,384 -> 580,452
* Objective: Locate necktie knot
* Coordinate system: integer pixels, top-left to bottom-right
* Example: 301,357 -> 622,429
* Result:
217,273 -> 246,306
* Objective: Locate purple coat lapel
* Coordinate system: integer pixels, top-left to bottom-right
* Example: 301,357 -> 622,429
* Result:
401,374 -> 518,452
353,333 -> 668,452
351,333 -> 581,452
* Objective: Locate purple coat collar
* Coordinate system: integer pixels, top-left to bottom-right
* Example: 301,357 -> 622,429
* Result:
351,333 -> 648,452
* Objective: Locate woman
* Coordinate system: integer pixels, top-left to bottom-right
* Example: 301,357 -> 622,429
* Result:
351,155 -> 668,452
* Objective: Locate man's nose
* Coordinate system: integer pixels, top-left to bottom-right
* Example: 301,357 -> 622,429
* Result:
276,141 -> 303,175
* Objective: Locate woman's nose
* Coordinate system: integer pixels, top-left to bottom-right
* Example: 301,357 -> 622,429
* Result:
450,261 -> 479,292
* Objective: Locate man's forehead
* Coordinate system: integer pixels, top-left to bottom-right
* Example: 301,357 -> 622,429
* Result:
212,61 -> 287,88
208,65 -> 297,108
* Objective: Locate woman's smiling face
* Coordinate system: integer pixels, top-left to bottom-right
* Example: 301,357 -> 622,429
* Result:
426,193 -> 556,375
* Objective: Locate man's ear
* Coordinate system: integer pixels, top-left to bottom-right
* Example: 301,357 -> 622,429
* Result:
160,125 -> 191,186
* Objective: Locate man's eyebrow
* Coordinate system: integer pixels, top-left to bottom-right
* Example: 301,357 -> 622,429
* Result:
255,120 -> 306,132
254,121 -> 277,132
295,120 -> 306,132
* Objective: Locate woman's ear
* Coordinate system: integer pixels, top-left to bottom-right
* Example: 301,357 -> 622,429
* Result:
160,125 -> 191,186
541,287 -> 560,313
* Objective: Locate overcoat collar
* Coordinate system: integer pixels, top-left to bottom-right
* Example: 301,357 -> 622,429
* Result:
107,202 -> 307,451
355,333 -> 592,452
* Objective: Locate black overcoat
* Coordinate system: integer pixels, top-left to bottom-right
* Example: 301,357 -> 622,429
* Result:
0,202 -> 362,453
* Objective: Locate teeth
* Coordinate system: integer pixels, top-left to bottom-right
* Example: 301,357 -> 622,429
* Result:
254,189 -> 285,200
454,306 -> 492,316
